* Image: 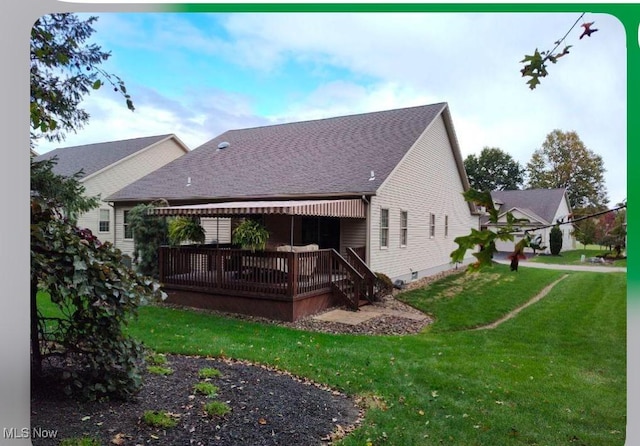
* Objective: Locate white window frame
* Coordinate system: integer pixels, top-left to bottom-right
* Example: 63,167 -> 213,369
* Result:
98,209 -> 110,233
123,210 -> 133,240
400,210 -> 408,247
380,208 -> 389,249
444,215 -> 449,238
429,213 -> 436,238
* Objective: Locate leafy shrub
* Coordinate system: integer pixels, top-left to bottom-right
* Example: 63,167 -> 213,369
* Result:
549,225 -> 563,255
142,410 -> 178,428
168,216 -> 205,246
198,367 -> 222,379
232,219 -> 269,252
374,272 -> 394,300
147,366 -> 174,376
193,382 -> 219,398
204,401 -> 231,417
127,201 -> 169,278
145,352 -> 167,366
31,199 -> 167,401
59,438 -> 101,446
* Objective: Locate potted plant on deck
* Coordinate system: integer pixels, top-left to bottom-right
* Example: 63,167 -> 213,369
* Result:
168,216 -> 206,246
231,219 -> 270,279
232,219 -> 269,252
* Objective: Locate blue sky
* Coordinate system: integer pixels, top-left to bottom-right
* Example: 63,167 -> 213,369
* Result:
34,11 -> 627,205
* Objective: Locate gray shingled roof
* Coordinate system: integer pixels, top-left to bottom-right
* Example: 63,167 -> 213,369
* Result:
483,188 -> 569,225
34,134 -> 176,179
108,103 -> 452,202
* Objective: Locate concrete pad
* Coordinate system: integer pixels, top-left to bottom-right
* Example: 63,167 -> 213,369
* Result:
313,309 -> 381,325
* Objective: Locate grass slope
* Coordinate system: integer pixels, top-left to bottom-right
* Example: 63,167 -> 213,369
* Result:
123,267 -> 626,446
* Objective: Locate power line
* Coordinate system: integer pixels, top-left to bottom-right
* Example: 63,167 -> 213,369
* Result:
520,204 -> 626,235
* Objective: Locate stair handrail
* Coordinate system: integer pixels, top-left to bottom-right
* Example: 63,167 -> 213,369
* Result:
330,249 -> 365,310
346,247 -> 376,302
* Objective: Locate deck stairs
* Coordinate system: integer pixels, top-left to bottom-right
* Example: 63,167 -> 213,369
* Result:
330,248 -> 376,311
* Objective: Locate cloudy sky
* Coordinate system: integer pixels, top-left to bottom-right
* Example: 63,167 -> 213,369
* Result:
33,11 -> 627,205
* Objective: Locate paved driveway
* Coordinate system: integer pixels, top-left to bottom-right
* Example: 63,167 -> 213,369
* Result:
493,257 -> 626,273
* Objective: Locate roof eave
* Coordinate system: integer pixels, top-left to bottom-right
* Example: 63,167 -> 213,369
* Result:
107,191 -> 377,205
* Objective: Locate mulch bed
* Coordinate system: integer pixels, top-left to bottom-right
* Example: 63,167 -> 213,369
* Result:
31,356 -> 362,446
30,268 -> 464,445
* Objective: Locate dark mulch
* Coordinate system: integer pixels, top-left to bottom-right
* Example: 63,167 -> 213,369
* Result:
31,355 -> 362,446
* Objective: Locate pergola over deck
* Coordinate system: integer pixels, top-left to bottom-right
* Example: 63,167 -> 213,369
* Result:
149,198 -> 374,321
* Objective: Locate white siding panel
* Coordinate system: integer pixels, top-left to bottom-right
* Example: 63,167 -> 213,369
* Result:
553,195 -> 576,251
79,138 -> 186,249
114,206 -> 135,257
339,218 -> 367,256
369,115 -> 478,281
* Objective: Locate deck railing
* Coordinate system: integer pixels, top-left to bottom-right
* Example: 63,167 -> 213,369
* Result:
346,247 -> 376,302
330,249 -> 364,310
158,246 -> 335,299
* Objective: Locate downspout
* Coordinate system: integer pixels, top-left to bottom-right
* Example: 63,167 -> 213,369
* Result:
290,215 -> 294,249
107,202 -> 116,246
362,195 -> 371,265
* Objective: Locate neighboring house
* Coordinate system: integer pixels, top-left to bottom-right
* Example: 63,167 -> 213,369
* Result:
33,134 -> 190,248
481,188 -> 576,254
107,103 -> 480,320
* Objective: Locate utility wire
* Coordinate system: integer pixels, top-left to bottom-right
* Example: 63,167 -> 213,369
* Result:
520,204 -> 626,235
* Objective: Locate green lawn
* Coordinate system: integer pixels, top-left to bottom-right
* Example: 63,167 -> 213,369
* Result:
120,266 -> 626,445
529,248 -> 627,268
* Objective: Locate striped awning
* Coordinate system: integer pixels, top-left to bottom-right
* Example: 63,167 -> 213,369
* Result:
150,199 -> 367,219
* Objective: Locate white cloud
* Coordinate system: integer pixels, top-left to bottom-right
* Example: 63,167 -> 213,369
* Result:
46,12 -> 626,204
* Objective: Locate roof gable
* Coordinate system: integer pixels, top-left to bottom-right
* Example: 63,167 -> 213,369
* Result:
490,188 -> 569,224
34,134 -> 181,179
497,207 -> 548,225
108,103 -> 449,202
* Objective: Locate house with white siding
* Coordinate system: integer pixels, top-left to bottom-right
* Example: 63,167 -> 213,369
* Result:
481,188 -> 576,254
106,103 -> 480,320
34,134 -> 190,250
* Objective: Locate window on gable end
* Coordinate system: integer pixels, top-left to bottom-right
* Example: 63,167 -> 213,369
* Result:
380,208 -> 389,249
400,211 -> 408,247
99,209 -> 110,232
444,215 -> 449,238
429,213 -> 436,238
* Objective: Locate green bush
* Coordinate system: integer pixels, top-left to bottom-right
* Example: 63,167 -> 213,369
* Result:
549,225 -> 563,255
147,366 -> 174,376
145,352 -> 167,366
59,438 -> 101,446
374,272 -> 394,300
31,199 -> 167,401
198,367 -> 222,379
168,216 -> 205,246
193,382 -> 219,398
232,219 -> 269,252
204,401 -> 231,417
127,201 -> 169,278
141,410 -> 178,428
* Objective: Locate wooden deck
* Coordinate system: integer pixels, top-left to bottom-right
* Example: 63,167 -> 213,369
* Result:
158,246 -> 374,321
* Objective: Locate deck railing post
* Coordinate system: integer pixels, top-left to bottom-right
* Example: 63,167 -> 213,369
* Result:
215,249 -> 222,290
159,246 -> 165,283
287,252 -> 298,297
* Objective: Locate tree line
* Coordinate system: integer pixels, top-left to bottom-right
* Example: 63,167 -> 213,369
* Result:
462,131 -> 625,255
